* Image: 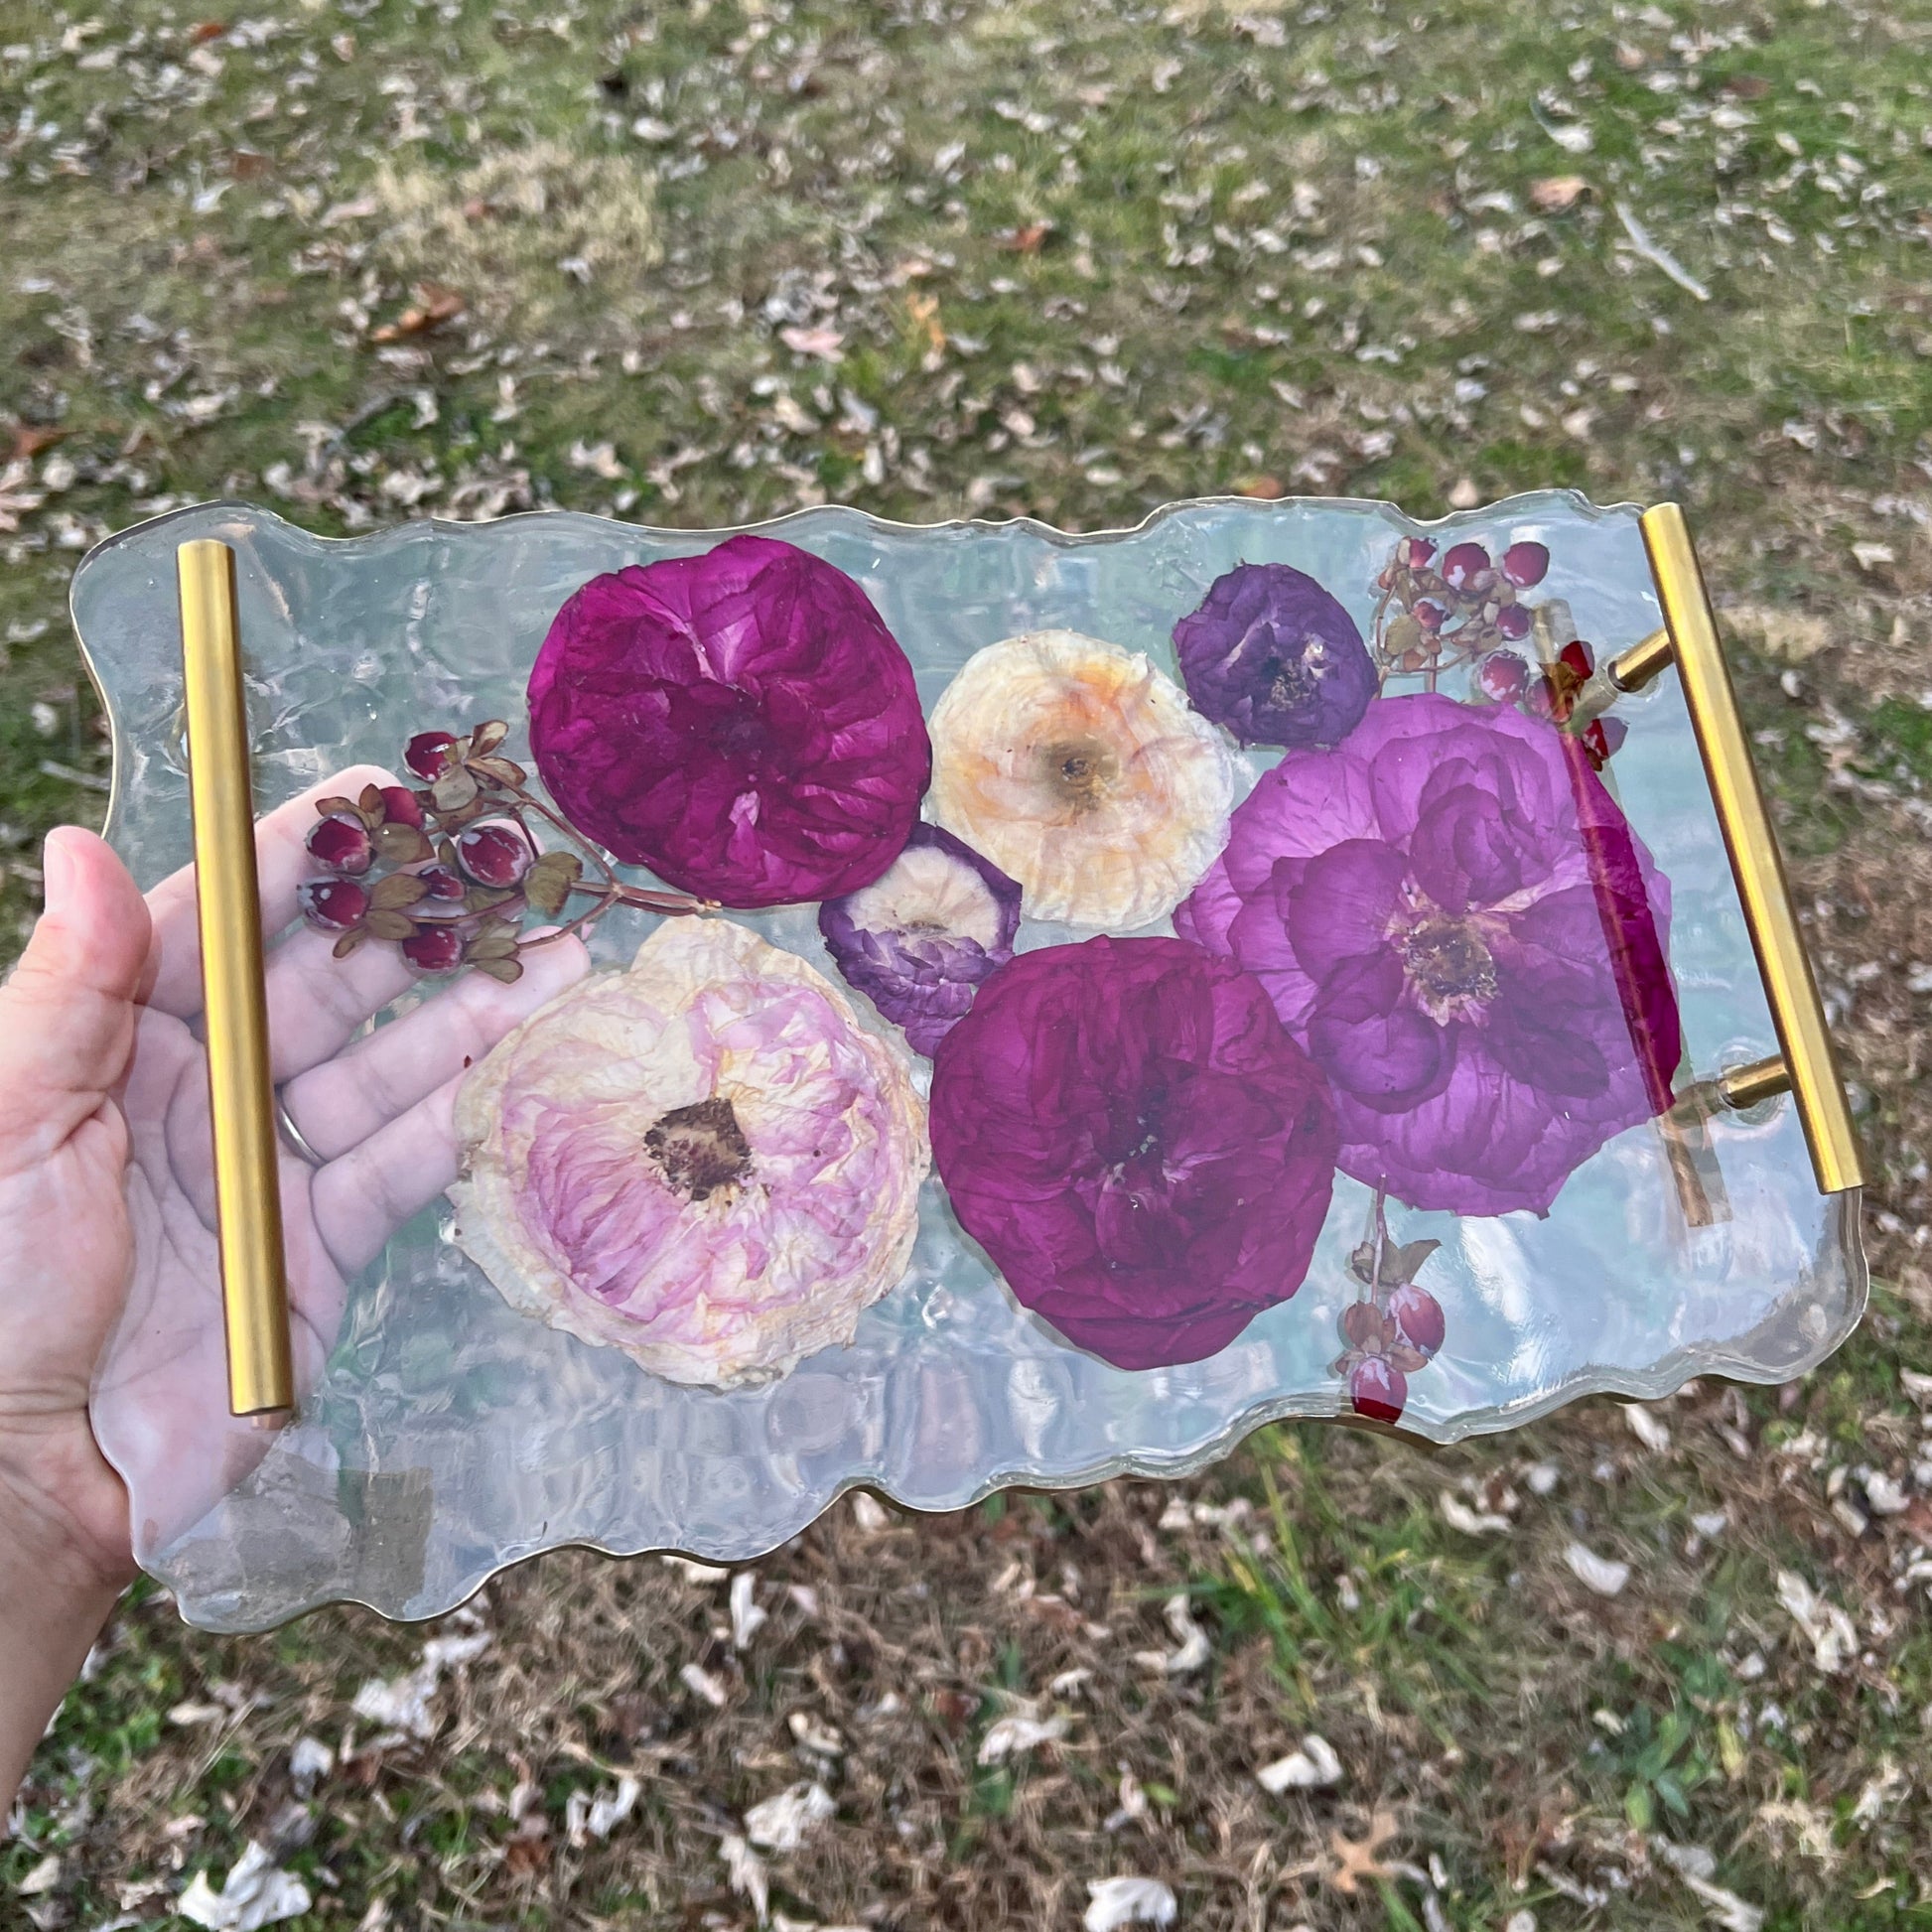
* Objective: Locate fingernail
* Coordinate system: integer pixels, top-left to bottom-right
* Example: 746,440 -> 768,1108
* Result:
41,828 -> 79,912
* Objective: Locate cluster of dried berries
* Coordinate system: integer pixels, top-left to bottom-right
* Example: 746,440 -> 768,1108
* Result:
1372,534 -> 1550,689
1476,637 -> 1627,771
1332,1212 -> 1446,1424
296,721 -> 703,981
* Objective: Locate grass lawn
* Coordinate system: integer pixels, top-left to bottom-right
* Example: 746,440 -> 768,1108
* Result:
4,0 -> 1932,1925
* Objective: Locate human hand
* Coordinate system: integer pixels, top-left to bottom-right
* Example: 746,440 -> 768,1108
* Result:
0,771 -> 587,1803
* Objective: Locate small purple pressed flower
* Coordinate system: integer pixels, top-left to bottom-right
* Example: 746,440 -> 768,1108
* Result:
1173,563 -> 1376,751
929,935 -> 1340,1372
819,823 -> 1022,1056
306,812 -> 373,876
527,535 -> 931,908
1176,693 -> 1681,1218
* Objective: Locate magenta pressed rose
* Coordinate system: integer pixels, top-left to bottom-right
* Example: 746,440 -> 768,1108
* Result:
1172,562 -> 1376,751
929,935 -> 1339,1371
527,535 -> 931,908
1176,692 -> 1681,1217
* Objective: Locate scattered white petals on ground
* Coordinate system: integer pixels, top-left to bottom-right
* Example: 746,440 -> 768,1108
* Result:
287,1737 -> 334,1797
1656,1842 -> 1763,1932
977,1708 -> 1069,1764
565,1774 -> 641,1847
1624,1405 -> 1672,1452
1134,1594 -> 1212,1674
1257,1732 -> 1343,1793
1105,1767 -> 1149,1831
731,1572 -> 768,1649
1048,1667 -> 1094,1698
745,1782 -> 836,1854
849,1492 -> 891,1532
680,1662 -> 730,1709
1850,1758 -> 1907,1828
176,1844 -> 313,1932
1690,1509 -> 1729,1539
1777,1570 -> 1858,1675
1900,1369 -> 1932,1408
1860,1468 -> 1910,1516
720,1834 -> 769,1923
1083,1875 -> 1178,1932
788,1712 -> 844,1757
168,1701 -> 226,1725
1440,1492 -> 1513,1536
1564,1542 -> 1631,1597
660,1555 -> 730,1584
1525,1461 -> 1561,1496
347,1630 -> 488,1742
17,1855 -> 61,1895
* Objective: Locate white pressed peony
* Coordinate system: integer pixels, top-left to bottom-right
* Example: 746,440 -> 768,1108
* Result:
926,628 -> 1238,928
451,918 -> 928,1388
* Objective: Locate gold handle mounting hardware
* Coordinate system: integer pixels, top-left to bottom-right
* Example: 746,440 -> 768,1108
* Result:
178,538 -> 295,1418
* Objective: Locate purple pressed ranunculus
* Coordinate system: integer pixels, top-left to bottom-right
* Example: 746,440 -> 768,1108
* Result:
819,823 -> 1023,1056
1173,562 -> 1377,750
929,935 -> 1339,1371
527,535 -> 931,908
1176,692 -> 1681,1218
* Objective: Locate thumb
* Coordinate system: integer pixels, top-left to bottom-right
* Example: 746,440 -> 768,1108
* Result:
0,828 -> 153,1168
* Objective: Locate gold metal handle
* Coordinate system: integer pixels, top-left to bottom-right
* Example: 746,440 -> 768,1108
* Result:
1638,503 -> 1865,1196
178,539 -> 295,1416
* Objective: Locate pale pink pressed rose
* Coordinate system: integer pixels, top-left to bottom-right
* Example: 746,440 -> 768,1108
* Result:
451,919 -> 929,1388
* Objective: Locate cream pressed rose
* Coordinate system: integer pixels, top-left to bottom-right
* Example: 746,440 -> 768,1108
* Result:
451,918 -> 929,1388
925,628 -> 1238,929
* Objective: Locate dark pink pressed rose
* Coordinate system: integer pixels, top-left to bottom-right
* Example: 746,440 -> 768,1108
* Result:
527,535 -> 931,908
1388,1283 -> 1446,1356
298,878 -> 369,933
456,821 -> 534,888
1349,1356 -> 1407,1423
379,783 -> 426,828
929,935 -> 1339,1371
1176,693 -> 1681,1217
416,863 -> 468,901
306,812 -> 373,876
401,924 -> 465,974
405,730 -> 459,779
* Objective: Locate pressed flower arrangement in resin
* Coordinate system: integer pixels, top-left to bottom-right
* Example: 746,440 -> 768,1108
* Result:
76,494 -> 1865,1629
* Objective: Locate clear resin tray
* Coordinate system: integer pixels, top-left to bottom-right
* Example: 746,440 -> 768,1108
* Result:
73,493 -> 1865,1632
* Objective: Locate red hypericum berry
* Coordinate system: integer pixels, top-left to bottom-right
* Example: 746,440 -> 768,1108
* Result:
1440,541 -> 1489,592
1349,1356 -> 1407,1424
400,924 -> 466,975
404,730 -> 460,779
1402,537 -> 1436,570
1502,540 -> 1550,588
379,783 -> 426,828
455,821 -> 534,888
417,863 -> 468,900
1495,603 -> 1532,640
298,877 -> 369,933
1388,1284 -> 1446,1357
1559,638 -> 1595,681
306,812 -> 373,876
1414,599 -> 1446,632
1526,675 -> 1559,721
1477,651 -> 1530,703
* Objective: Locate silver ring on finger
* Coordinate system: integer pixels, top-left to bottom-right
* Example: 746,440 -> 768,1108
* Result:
274,1086 -> 328,1169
